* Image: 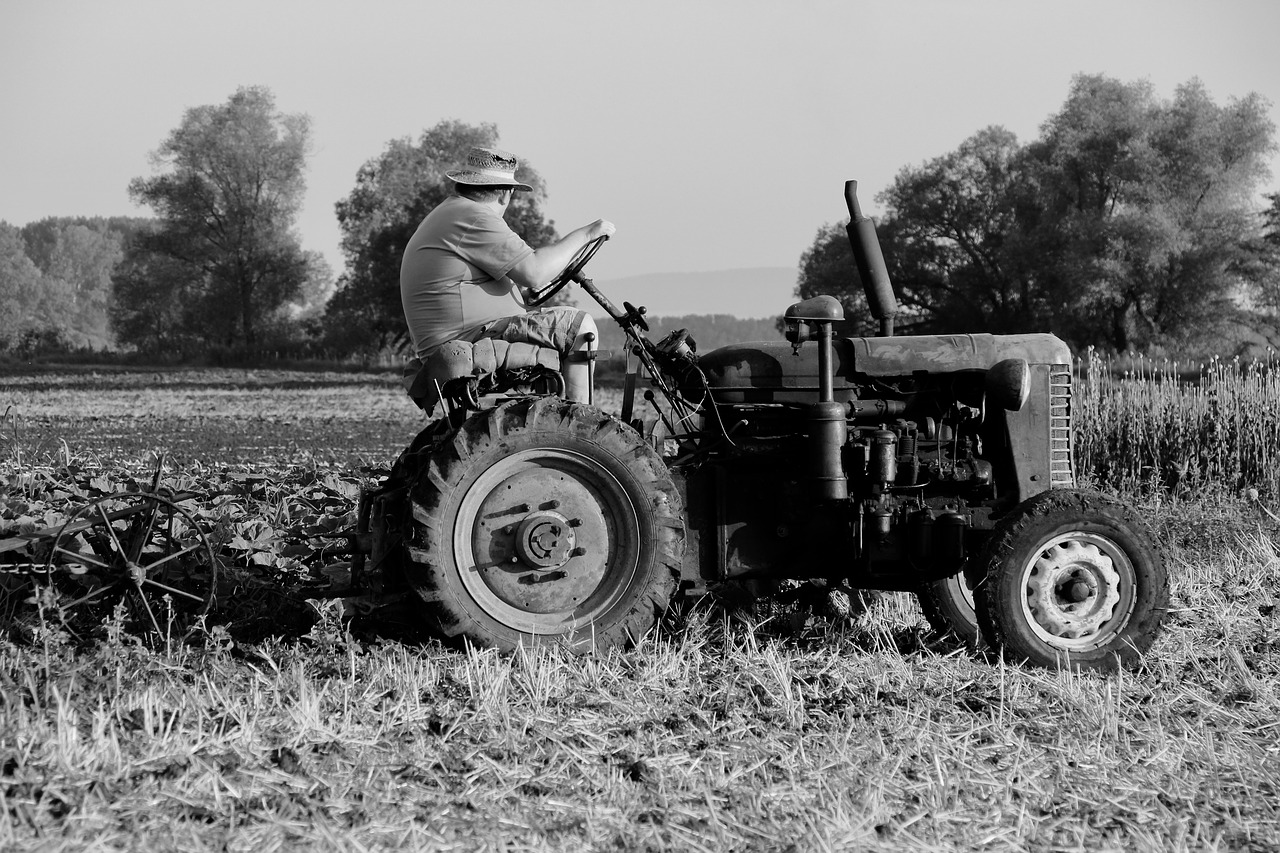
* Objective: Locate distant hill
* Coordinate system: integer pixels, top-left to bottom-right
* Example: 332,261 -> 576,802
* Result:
591,314 -> 786,364
590,267 -> 799,320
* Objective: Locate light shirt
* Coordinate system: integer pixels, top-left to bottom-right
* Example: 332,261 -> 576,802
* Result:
400,195 -> 534,356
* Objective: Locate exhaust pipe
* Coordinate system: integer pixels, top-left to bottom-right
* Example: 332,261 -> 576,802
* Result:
844,180 -> 898,337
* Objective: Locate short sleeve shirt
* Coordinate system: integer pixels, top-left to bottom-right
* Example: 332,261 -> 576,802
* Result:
400,195 -> 535,356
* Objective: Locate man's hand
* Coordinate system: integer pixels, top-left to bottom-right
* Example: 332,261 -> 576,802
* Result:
587,219 -> 617,241
510,218 -> 617,288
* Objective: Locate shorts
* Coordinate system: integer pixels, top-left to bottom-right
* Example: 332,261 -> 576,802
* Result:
458,307 -> 589,357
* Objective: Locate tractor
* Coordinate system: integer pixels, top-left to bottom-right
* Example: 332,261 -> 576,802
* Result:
358,180 -> 1168,671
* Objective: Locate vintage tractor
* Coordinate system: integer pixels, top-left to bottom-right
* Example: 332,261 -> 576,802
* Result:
363,180 -> 1168,671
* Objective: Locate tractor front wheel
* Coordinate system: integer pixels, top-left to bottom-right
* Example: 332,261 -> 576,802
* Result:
974,489 -> 1168,671
403,398 -> 684,652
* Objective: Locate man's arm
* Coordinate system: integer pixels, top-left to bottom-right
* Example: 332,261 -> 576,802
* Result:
507,219 -> 616,289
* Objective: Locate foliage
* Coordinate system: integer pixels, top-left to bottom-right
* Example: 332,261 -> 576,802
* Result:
126,86 -> 319,348
794,222 -> 878,337
109,240 -> 209,357
324,120 -> 560,355
1075,351 -> 1280,500
0,223 -> 45,346
10,217 -> 151,350
1241,192 -> 1280,346
798,75 -> 1279,353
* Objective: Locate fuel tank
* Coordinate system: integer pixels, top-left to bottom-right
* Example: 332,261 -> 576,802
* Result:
690,334 -> 1071,404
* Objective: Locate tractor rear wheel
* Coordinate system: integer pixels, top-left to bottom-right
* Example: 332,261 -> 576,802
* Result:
403,397 -> 684,652
974,489 -> 1168,671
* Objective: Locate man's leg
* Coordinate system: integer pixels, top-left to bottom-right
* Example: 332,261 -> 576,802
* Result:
562,313 -> 597,403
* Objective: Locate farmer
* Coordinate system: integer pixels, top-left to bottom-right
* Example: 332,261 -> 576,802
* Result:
399,146 -> 613,403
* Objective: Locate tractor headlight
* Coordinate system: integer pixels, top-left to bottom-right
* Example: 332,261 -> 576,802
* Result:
986,358 -> 1030,412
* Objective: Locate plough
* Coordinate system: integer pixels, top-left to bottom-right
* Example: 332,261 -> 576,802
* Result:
0,475 -> 218,642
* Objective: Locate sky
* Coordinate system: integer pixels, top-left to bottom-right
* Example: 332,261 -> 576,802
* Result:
3,0 -> 1279,291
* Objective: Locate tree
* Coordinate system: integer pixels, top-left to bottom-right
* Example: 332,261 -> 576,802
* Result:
1025,75 -> 1276,350
1243,192 -> 1280,346
18,217 -> 151,349
110,238 -> 205,356
0,223 -> 45,347
795,127 -> 1040,336
37,222 -> 125,347
128,86 -> 312,347
877,126 -> 1038,333
795,74 -> 1278,353
325,120 -> 559,353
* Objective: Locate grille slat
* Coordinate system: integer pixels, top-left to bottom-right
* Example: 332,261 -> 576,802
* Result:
1049,364 -> 1074,488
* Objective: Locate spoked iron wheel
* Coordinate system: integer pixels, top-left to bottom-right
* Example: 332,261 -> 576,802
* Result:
40,492 -> 218,643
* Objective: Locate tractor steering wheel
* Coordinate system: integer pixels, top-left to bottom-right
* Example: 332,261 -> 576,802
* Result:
526,235 -> 608,307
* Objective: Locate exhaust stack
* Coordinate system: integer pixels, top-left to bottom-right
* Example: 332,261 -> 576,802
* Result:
844,180 -> 898,337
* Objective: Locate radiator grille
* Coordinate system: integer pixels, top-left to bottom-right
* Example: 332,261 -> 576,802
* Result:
1049,364 -> 1074,488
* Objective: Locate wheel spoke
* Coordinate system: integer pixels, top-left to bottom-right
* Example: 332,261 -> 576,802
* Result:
139,542 -> 201,573
55,581 -> 121,612
53,544 -> 113,571
139,576 -> 206,605
95,503 -> 129,558
128,582 -> 164,637
129,502 -> 162,563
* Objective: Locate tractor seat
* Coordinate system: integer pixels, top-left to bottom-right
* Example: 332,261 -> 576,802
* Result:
403,337 -> 565,415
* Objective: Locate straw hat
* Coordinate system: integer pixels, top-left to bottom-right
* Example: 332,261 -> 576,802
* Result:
446,147 -> 533,192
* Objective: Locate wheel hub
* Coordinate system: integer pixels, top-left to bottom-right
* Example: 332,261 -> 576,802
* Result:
513,511 -> 577,570
465,461 -> 617,617
1024,538 -> 1122,642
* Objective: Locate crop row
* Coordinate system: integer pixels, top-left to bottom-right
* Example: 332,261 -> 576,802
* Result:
1075,351 -> 1280,499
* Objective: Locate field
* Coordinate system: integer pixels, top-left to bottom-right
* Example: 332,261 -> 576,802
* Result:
2,365 -> 1280,851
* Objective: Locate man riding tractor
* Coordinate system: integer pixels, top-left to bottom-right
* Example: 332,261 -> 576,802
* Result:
399,146 -> 614,410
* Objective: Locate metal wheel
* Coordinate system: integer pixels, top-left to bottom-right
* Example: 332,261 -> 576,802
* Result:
1019,532 -> 1131,650
41,492 -> 218,642
453,448 -> 641,634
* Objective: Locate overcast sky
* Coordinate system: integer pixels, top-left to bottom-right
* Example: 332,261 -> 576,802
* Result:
2,0 -> 1278,283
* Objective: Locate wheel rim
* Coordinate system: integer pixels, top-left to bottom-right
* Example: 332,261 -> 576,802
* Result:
954,573 -> 975,614
453,448 -> 640,635
42,493 -> 218,642
1019,532 -> 1135,651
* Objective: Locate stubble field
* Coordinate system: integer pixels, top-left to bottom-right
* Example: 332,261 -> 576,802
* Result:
1,366 -> 1279,852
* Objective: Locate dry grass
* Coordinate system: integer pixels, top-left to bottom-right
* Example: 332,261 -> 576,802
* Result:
3,517 -> 1279,851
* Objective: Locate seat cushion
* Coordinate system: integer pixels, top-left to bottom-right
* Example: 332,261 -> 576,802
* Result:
403,338 -> 562,412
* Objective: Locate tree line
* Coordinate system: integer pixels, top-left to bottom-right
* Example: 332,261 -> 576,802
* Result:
797,74 -> 1280,354
1,76 -> 1277,361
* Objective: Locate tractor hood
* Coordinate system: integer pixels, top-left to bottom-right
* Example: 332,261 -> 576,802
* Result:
845,333 -> 1071,374
691,333 -> 1071,404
